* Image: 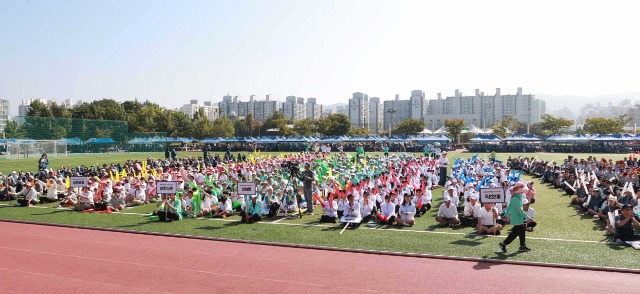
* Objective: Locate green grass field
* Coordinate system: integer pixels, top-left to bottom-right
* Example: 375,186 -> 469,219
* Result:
1,150 -> 638,269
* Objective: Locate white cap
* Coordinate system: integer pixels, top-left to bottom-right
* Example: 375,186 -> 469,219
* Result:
522,198 -> 529,205
470,194 -> 478,200
443,195 -> 451,202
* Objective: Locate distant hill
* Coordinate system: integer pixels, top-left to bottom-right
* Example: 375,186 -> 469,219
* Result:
536,92 -> 640,112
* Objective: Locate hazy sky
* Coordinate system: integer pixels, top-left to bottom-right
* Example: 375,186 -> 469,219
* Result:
1,0 -> 640,115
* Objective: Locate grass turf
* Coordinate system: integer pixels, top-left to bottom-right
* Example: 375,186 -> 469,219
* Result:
1,151 -> 638,269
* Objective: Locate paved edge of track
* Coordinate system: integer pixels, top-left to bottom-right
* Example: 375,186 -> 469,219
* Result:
2,218 -> 638,274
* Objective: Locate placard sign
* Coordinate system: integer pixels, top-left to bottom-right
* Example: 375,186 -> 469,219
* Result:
480,187 -> 506,203
156,181 -> 178,195
237,182 -> 257,195
70,176 -> 88,188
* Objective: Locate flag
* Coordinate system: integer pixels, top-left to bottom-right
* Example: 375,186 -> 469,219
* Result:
65,176 -> 70,189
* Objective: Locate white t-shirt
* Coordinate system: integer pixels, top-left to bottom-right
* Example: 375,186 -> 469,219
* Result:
437,203 -> 458,218
478,206 -> 499,226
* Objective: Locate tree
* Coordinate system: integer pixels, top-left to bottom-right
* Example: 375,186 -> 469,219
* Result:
25,101 -> 52,117
293,118 -> 317,136
349,127 -> 371,136
3,120 -> 26,138
491,115 -> 519,138
583,115 -> 632,134
211,116 -> 235,138
395,118 -> 425,136
444,119 -> 464,142
317,114 -> 351,136
534,114 -> 573,135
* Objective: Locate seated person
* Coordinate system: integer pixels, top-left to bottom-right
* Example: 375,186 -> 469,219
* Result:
599,196 -> 618,235
436,196 -> 460,227
108,185 -> 126,212
157,193 -> 182,222
320,194 -> 338,223
525,182 -> 536,204
617,189 -> 637,208
614,204 -> 640,243
240,195 -> 263,224
461,194 -> 481,227
341,194 -> 361,228
58,187 -> 78,208
377,195 -> 397,224
412,188 -> 432,217
477,203 -> 503,235
262,188 -> 280,217
586,188 -> 604,218
281,186 -> 299,214
39,178 -> 59,204
11,182 -> 38,207
213,194 -> 233,218
360,192 -> 376,223
523,198 -> 537,232
196,189 -> 218,217
396,194 -> 416,227
75,185 -> 95,211
126,183 -> 146,207
182,190 -> 195,217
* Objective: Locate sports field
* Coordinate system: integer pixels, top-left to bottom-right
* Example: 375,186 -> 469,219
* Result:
1,151 -> 638,269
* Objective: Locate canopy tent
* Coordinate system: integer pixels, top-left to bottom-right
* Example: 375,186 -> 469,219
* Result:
58,137 -> 84,145
198,137 -> 226,144
317,136 -> 348,143
590,134 -> 635,142
432,127 -> 446,134
85,138 -> 116,144
469,134 -> 503,143
415,135 -> 452,144
127,137 -> 156,144
343,136 -> 383,142
418,128 -> 433,134
543,134 -> 593,143
468,124 -> 492,134
251,136 -> 283,144
504,134 -> 542,142
280,136 -> 315,143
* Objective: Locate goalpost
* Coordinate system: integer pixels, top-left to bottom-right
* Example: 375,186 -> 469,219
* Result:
5,140 -> 68,160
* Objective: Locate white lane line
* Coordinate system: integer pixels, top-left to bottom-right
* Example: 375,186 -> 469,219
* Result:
0,204 -> 611,245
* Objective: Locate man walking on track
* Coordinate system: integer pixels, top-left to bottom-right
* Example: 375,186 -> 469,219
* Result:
499,182 -> 532,253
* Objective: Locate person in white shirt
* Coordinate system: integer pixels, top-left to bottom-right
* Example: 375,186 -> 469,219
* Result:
436,196 -> 460,227
360,192 -> 376,223
108,185 -> 126,212
213,193 -> 233,218
396,194 -> 416,227
477,203 -> 503,235
377,195 -> 396,224
341,194 -> 361,228
75,185 -> 95,211
438,152 -> 449,186
12,182 -> 38,207
320,195 -> 338,223
126,183 -> 146,207
281,186 -> 298,214
39,178 -> 59,204
462,194 -> 481,227
523,198 -> 537,232
412,188 -> 432,216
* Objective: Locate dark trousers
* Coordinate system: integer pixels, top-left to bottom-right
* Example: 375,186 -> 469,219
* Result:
158,210 -> 180,222
415,204 -> 431,217
303,188 -> 313,212
439,167 -> 447,186
18,199 -> 37,206
39,197 -> 58,204
320,215 -> 337,223
461,216 -> 478,227
240,211 -> 261,223
526,221 -> 537,229
362,214 -> 372,223
503,224 -> 526,247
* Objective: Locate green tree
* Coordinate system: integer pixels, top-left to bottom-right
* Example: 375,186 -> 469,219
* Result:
317,113 -> 351,136
394,118 -> 425,136
293,118 -> 317,136
491,115 -> 518,138
211,116 -> 235,137
443,119 -> 464,143
349,127 -> 371,136
3,120 -> 26,138
534,114 -> 573,135
164,110 -> 192,137
262,111 -> 297,136
50,102 -> 72,118
25,101 -> 52,117
583,115 -> 632,134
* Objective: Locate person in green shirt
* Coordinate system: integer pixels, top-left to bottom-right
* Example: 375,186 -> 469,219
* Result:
383,146 -> 389,157
241,195 -> 263,223
499,182 -> 531,253
423,145 -> 430,158
158,193 -> 182,222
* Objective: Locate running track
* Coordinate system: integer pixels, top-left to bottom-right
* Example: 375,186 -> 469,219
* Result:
0,222 -> 638,294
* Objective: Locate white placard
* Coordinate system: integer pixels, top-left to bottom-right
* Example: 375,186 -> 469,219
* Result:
480,187 -> 506,203
237,182 -> 257,195
70,176 -> 88,188
156,181 -> 178,195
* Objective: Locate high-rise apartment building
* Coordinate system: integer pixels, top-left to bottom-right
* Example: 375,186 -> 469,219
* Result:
179,99 -> 219,120
0,99 -> 9,134
348,92 -> 370,129
382,90 -> 428,131
282,96 -> 307,121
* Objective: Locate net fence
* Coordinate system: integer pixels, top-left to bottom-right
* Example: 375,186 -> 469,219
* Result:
6,140 -> 67,159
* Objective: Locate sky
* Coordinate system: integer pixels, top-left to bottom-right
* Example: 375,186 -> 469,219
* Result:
1,0 -> 640,115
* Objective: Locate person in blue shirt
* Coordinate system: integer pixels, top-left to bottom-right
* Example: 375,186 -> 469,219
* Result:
38,154 -> 49,171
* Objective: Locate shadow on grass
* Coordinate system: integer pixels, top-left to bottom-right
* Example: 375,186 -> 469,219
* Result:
450,239 -> 483,246
194,220 -> 244,231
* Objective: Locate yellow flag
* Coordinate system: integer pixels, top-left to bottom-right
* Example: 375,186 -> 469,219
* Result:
65,176 -> 70,189
122,169 -> 127,178
115,170 -> 120,182
328,169 -> 333,178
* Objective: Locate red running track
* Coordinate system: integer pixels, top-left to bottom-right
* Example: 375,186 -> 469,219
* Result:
0,221 -> 638,294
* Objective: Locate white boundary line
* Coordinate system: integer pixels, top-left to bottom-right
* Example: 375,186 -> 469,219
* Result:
0,203 -> 612,245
